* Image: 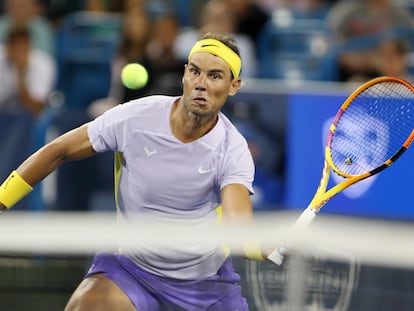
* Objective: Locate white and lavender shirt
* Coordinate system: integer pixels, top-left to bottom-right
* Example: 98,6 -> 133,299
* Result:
87,95 -> 254,279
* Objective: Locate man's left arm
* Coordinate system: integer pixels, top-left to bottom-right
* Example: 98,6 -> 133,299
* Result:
221,184 -> 266,261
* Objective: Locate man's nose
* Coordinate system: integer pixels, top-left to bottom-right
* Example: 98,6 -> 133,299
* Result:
195,74 -> 207,90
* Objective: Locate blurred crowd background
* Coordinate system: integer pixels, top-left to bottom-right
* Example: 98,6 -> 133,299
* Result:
0,0 -> 413,212
1,2 -> 414,310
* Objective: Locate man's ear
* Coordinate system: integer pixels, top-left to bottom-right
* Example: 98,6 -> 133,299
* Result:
228,79 -> 242,96
182,64 -> 187,83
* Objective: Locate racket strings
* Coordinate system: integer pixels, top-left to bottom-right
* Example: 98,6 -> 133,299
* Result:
330,81 -> 414,176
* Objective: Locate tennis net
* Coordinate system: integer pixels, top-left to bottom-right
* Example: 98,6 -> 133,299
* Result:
0,210 -> 414,310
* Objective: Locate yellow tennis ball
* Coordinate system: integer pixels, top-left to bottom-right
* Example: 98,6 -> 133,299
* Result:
121,63 -> 149,89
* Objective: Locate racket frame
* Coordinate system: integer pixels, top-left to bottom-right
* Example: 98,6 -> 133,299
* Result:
268,76 -> 414,264
312,76 -> 414,212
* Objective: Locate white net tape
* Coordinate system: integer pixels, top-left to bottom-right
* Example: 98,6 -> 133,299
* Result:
0,210 -> 413,268
1,210 -> 414,311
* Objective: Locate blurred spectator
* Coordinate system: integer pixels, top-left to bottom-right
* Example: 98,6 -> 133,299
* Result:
328,0 -> 413,42
327,0 -> 413,81
0,0 -> 55,56
374,38 -> 413,82
257,0 -> 333,19
225,0 -> 270,48
84,0 -> 112,12
52,5 -> 122,110
43,0 -> 140,20
174,0 -> 257,78
41,0 -> 127,27
110,7 -> 151,101
88,7 -> 151,117
0,24 -> 56,117
290,0 -> 332,19
121,0 -> 145,12
145,13 -> 184,95
89,8 -> 184,117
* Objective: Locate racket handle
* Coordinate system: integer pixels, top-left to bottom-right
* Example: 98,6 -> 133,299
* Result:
267,246 -> 286,265
293,206 -> 318,228
267,207 -> 318,265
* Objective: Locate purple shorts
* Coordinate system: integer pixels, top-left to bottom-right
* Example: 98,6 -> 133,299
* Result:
85,251 -> 249,311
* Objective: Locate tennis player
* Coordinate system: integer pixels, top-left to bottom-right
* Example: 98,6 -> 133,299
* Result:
0,32 -> 266,310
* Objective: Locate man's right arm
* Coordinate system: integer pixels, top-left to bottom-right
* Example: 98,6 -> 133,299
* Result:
0,123 -> 96,211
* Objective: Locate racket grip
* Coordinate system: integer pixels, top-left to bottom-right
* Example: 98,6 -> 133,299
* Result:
267,207 -> 318,265
267,246 -> 286,265
293,206 -> 318,228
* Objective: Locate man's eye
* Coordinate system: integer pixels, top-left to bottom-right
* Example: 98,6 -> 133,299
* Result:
211,73 -> 221,80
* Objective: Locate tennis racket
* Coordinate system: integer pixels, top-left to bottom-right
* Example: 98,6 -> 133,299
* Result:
268,76 -> 414,264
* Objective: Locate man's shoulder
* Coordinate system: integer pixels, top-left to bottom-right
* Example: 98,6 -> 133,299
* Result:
128,95 -> 177,106
107,95 -> 177,123
219,113 -> 249,148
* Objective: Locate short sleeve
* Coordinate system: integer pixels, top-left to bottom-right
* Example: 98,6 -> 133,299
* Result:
219,138 -> 255,195
87,103 -> 130,153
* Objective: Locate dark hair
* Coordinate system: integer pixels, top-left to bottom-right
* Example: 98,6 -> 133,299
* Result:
198,32 -> 240,57
198,32 -> 241,79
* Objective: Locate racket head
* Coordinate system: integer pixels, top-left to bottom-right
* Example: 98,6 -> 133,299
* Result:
326,76 -> 414,178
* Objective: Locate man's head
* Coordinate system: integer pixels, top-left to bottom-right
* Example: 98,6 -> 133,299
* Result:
188,32 -> 242,80
181,32 -> 242,119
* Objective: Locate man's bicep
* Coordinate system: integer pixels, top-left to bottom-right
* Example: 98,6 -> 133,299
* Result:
52,123 -> 97,161
15,123 -> 96,186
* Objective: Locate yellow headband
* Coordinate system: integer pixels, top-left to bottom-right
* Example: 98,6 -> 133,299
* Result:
188,38 -> 242,79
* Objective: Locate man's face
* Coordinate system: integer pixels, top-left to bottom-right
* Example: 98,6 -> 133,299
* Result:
181,52 -> 240,118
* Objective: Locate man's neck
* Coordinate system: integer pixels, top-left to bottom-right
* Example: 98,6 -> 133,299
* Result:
170,98 -> 218,143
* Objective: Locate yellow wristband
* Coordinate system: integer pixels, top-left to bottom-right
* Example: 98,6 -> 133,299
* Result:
243,240 -> 265,261
0,170 -> 33,209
